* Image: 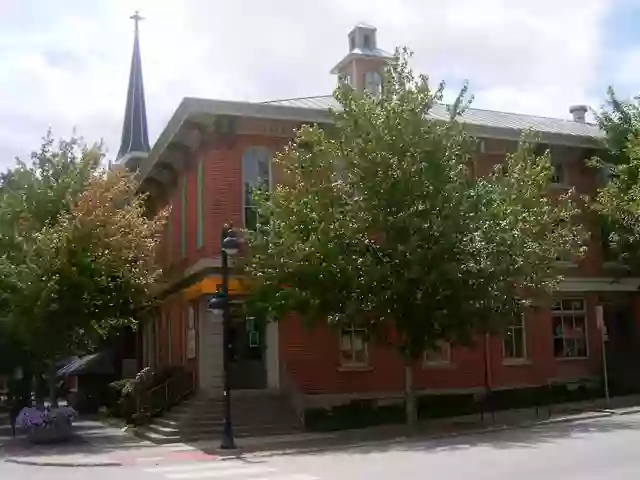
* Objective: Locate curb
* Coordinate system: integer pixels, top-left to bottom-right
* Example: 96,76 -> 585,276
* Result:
207,410 -> 619,460
3,457 -> 122,468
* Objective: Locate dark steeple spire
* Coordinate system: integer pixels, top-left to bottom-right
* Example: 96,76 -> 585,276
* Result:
117,10 -> 150,161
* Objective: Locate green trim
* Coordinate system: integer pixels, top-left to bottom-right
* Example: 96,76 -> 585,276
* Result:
196,158 -> 204,249
181,176 -> 187,258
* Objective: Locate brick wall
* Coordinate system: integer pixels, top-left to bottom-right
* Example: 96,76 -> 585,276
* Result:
153,127 -> 618,398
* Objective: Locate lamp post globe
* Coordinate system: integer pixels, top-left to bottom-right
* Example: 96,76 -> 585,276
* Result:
222,232 -> 240,256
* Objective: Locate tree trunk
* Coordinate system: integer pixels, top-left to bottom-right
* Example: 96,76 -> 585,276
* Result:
404,362 -> 417,427
47,364 -> 59,409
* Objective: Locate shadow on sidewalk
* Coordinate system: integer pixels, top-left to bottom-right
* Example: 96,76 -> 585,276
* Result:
191,412 -> 640,461
0,417 -> 151,460
241,414 -> 640,459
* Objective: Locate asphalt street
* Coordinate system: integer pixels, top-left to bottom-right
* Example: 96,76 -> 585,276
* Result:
4,412 -> 640,479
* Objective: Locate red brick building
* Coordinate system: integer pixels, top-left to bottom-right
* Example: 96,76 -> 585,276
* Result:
120,24 -> 640,414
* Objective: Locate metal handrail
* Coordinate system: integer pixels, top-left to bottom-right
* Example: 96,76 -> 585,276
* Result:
136,369 -> 194,419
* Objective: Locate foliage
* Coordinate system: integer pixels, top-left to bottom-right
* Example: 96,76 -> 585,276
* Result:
243,49 -> 586,421
245,48 -> 585,355
0,133 -> 167,367
594,88 -> 640,269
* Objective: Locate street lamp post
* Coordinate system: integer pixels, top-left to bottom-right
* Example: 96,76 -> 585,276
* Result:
207,224 -> 240,450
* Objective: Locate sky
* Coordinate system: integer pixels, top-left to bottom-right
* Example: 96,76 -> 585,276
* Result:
0,0 -> 639,170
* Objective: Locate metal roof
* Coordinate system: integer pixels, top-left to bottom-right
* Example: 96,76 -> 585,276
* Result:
263,95 -> 603,139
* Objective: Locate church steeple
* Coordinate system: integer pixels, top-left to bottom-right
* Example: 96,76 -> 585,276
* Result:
117,10 -> 150,162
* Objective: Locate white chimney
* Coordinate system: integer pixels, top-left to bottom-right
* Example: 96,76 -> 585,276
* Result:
569,105 -> 588,123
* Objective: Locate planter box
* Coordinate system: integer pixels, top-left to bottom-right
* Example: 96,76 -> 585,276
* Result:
27,418 -> 73,444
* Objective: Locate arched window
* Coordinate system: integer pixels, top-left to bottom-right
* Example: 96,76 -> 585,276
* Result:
242,147 -> 271,229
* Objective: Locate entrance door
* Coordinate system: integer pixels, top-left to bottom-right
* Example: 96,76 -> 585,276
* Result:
229,301 -> 267,389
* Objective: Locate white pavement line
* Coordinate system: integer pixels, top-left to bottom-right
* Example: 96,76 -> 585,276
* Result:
165,466 -> 276,479
145,461 -> 250,472
137,456 -> 165,462
250,476 -> 319,480
163,444 -> 198,451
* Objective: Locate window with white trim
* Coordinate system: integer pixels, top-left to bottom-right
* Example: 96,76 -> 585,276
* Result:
424,342 -> 451,366
339,327 -> 368,366
242,147 -> 271,230
503,314 -> 526,359
552,299 -> 588,358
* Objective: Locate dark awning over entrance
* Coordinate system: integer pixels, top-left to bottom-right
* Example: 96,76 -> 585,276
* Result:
56,351 -> 115,377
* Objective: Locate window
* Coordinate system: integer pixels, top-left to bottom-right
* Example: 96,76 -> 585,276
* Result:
180,176 -> 187,258
503,314 -> 526,359
551,162 -> 565,184
340,327 -> 368,366
339,74 -> 352,86
365,71 -> 382,95
242,147 -> 271,230
196,158 -> 204,249
363,34 -> 371,49
424,342 -> 451,366
552,299 -> 588,358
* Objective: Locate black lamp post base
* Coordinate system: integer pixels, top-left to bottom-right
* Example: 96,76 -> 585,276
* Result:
220,420 -> 237,450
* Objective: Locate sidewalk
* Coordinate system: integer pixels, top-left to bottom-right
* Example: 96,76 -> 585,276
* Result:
3,395 -> 640,466
1,417 -> 151,467
190,393 -> 640,458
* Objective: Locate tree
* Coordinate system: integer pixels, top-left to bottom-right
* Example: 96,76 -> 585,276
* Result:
0,134 -> 167,401
594,88 -> 640,270
243,49 -> 586,424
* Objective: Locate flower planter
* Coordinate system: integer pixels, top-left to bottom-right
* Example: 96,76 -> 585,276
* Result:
27,418 -> 73,444
16,406 -> 78,444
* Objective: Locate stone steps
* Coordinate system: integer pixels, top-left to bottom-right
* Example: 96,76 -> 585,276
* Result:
135,391 -> 303,445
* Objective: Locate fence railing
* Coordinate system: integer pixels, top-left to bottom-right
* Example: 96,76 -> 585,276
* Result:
135,369 -> 195,419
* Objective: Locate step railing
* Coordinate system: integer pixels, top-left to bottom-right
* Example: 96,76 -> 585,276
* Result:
136,369 -> 195,419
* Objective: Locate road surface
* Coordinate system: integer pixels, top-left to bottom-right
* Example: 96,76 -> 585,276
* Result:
4,411 -> 640,479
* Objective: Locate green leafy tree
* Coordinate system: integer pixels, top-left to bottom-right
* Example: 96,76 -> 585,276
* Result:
244,49 -> 586,424
0,134 -> 167,402
594,88 -> 640,269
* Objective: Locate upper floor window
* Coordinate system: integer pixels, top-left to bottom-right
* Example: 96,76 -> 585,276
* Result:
242,147 -> 271,230
424,342 -> 451,366
551,162 -> 566,185
365,71 -> 382,95
503,314 -> 526,360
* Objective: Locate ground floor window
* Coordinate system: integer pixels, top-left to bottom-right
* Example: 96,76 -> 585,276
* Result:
340,327 -> 368,366
552,298 -> 588,358
503,314 -> 526,359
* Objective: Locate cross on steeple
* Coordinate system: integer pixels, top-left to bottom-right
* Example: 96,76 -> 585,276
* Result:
130,10 -> 144,33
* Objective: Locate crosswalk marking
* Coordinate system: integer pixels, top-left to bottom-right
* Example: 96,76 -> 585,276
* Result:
143,459 -> 320,480
249,475 -> 318,480
165,466 -> 276,478
146,461 -> 244,473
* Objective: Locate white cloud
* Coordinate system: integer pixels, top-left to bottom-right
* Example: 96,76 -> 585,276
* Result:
0,0 -> 616,169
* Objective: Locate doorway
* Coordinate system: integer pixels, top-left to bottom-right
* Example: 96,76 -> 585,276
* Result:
228,300 -> 267,389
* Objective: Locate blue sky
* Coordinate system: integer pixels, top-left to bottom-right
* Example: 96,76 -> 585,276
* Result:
0,0 -> 638,170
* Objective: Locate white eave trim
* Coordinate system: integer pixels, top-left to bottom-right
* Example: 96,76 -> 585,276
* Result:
558,277 -> 640,292
138,97 -> 602,185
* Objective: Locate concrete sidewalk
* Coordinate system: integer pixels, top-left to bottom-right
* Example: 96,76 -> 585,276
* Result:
189,394 -> 640,458
1,418 -> 151,467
